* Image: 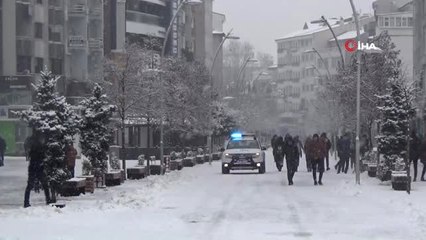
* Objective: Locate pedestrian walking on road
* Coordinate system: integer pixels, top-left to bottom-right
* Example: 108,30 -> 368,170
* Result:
304,136 -> 313,172
320,133 -> 332,171
0,135 -> 6,167
273,136 -> 285,172
418,135 -> 426,181
337,133 -> 351,174
310,134 -> 326,185
294,135 -> 303,171
271,135 -> 278,149
65,143 -> 77,178
410,131 -> 421,181
284,135 -> 299,185
24,132 -> 51,208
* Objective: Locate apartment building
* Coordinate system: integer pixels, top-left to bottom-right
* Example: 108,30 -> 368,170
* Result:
0,0 -> 68,155
275,15 -> 375,136
414,0 -> 426,135
373,0 -> 414,79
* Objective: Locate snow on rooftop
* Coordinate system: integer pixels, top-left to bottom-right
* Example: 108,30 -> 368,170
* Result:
276,18 -> 341,41
328,30 -> 365,42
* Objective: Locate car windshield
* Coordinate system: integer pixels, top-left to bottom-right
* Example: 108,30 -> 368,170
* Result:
226,139 -> 259,149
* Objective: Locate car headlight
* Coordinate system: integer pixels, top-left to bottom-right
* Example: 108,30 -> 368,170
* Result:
225,153 -> 232,158
253,153 -> 261,158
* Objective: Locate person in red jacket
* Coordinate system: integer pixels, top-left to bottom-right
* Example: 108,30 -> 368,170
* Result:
310,134 -> 326,185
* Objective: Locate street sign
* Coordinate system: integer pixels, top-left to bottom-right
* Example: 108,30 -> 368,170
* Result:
0,75 -> 33,93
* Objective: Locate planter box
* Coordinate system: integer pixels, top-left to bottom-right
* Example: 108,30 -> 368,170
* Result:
391,171 -> 410,191
196,155 -> 205,164
77,175 -> 95,193
150,165 -> 165,175
105,171 -> 122,186
127,166 -> 147,179
169,159 -> 183,171
183,157 -> 196,167
367,164 -> 377,178
60,178 -> 86,197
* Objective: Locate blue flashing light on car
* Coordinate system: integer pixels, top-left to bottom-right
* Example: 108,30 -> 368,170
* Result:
230,132 -> 243,139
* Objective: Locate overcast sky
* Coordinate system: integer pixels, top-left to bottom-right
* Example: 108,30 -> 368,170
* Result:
213,0 -> 375,59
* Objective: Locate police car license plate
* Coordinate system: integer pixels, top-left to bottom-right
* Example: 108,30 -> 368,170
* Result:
237,159 -> 250,164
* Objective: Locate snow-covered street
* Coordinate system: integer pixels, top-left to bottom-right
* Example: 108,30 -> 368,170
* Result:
0,150 -> 426,240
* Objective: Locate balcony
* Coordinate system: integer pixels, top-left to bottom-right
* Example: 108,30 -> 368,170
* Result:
68,36 -> 86,49
16,37 -> 33,56
68,4 -> 87,16
126,10 -> 163,26
88,39 -> 103,51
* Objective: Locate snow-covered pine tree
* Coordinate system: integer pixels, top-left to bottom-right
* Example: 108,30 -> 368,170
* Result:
19,70 -> 80,201
377,78 -> 415,181
80,84 -> 115,176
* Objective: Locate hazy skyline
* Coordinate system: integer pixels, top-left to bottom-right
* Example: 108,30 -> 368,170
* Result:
213,0 -> 375,60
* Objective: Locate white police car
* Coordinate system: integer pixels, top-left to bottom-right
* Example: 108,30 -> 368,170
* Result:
221,133 -> 266,174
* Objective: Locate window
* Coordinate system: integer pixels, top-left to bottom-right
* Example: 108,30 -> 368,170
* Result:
384,17 -> 389,27
408,17 -> 413,27
50,58 -> 63,75
396,17 -> 401,27
402,17 -> 407,26
390,17 -> 395,27
35,23 -> 43,39
35,57 -> 43,73
17,56 -> 31,73
379,16 -> 384,27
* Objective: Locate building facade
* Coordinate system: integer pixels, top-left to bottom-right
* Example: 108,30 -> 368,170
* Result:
275,15 -> 375,136
414,0 -> 426,135
373,0 -> 414,79
66,0 -> 104,103
0,0 -> 68,155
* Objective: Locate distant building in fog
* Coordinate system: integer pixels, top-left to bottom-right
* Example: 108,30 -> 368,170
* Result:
275,15 -> 375,136
373,0 -> 414,79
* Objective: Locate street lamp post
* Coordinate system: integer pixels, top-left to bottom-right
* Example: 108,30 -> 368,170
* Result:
159,0 -> 201,173
236,57 -> 258,93
349,0 -> 362,185
208,29 -> 239,165
312,16 -> 345,67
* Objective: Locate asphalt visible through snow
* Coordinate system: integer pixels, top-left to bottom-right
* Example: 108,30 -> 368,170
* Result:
0,150 -> 424,240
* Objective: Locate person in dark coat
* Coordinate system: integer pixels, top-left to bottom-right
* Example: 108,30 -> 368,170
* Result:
410,131 -> 421,182
294,135 -> 303,171
271,135 -> 278,149
320,133 -> 332,171
273,136 -> 285,171
284,136 -> 299,185
24,132 -> 51,208
419,137 -> 426,182
350,134 -> 356,170
310,134 -> 326,185
65,143 -> 77,178
304,136 -> 313,172
0,135 -> 6,166
337,133 -> 351,174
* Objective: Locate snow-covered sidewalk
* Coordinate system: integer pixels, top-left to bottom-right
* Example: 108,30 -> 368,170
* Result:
1,152 -> 426,240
